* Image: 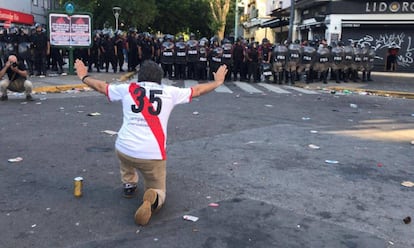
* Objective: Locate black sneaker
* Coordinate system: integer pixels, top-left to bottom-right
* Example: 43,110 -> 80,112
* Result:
123,183 -> 137,198
26,94 -> 34,101
1,95 -> 8,101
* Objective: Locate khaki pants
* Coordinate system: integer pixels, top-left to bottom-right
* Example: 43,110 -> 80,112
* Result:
116,150 -> 166,210
0,78 -> 33,95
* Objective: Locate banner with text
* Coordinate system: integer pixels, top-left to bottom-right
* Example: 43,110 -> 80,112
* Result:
49,13 -> 91,47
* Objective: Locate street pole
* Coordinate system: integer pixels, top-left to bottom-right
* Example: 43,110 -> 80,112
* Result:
112,7 -> 121,31
288,0 -> 295,41
234,0 -> 239,40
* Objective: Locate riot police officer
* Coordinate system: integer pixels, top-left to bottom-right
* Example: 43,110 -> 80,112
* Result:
186,33 -> 199,79
160,34 -> 175,79
331,42 -> 345,83
209,39 -> 223,80
126,28 -> 139,72
351,44 -> 363,82
259,38 -> 272,82
286,40 -> 301,85
174,36 -> 187,80
100,31 -> 117,73
272,43 -> 288,84
88,31 -> 101,72
114,30 -> 125,72
196,37 -> 209,80
313,41 -> 331,84
298,40 -> 316,84
221,38 -> 233,81
246,41 -> 260,83
17,28 -> 34,76
343,42 -> 354,82
233,38 -> 246,81
139,32 -> 154,63
31,23 -> 50,77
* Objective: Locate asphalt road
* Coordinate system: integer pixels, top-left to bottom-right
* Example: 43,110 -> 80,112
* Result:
0,82 -> 413,248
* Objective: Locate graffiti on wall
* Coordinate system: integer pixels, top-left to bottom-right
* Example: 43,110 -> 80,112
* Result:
347,32 -> 414,68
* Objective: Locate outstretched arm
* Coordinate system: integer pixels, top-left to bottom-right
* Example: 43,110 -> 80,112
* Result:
191,65 -> 228,98
74,59 -> 108,95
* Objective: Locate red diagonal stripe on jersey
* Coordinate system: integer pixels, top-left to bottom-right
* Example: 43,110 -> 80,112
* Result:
129,83 -> 166,160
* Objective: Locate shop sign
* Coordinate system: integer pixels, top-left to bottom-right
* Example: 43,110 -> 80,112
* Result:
366,1 -> 414,13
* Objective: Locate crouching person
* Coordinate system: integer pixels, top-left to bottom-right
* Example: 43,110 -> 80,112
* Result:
74,59 -> 227,225
0,55 -> 33,101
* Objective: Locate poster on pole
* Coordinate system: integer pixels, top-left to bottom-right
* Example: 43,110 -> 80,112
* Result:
49,13 -> 91,47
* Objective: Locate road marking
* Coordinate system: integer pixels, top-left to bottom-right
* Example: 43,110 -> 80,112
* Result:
258,83 -> 291,94
162,78 -> 175,86
184,80 -> 198,88
215,84 -> 233,93
284,85 -> 319,94
234,81 -> 264,93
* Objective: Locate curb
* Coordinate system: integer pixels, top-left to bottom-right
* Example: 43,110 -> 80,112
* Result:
325,86 -> 414,99
33,84 -> 88,93
295,83 -> 414,99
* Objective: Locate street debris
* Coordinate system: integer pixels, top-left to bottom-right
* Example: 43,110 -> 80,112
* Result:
350,103 -> 358,108
101,130 -> 118,136
388,241 -> 394,246
208,203 -> 219,207
401,181 -> 414,187
183,215 -> 199,222
8,157 -> 23,163
265,104 -> 273,108
377,163 -> 383,167
325,160 -> 339,164
308,144 -> 320,149
192,111 -> 199,115
31,224 -> 37,228
88,112 -> 101,116
403,216 -> 411,224
310,130 -> 318,134
302,117 -> 311,120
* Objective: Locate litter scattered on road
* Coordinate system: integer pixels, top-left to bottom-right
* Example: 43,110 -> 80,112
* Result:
265,104 -> 273,108
310,130 -> 318,134
208,203 -> 219,207
325,160 -> 339,164
302,117 -> 311,120
31,224 -> 37,228
350,103 -> 358,108
308,144 -> 320,149
101,130 -> 118,136
88,112 -> 101,116
192,111 -> 199,115
183,215 -> 199,222
8,157 -> 23,163
401,181 -> 414,187
403,216 -> 411,224
377,163 -> 383,167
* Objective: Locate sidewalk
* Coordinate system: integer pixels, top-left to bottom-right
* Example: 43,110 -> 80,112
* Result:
30,70 -> 414,98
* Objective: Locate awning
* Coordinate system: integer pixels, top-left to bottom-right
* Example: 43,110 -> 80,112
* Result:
261,18 -> 289,28
297,21 -> 325,30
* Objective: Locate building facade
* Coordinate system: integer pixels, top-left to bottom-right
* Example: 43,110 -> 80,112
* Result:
242,0 -> 275,43
262,0 -> 414,72
0,0 -> 56,28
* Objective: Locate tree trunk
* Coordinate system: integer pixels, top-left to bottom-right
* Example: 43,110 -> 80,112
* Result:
209,0 -> 231,42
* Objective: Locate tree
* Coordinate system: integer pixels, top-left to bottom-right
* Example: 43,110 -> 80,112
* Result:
209,0 -> 231,41
66,0 -> 157,31
153,0 -> 213,38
